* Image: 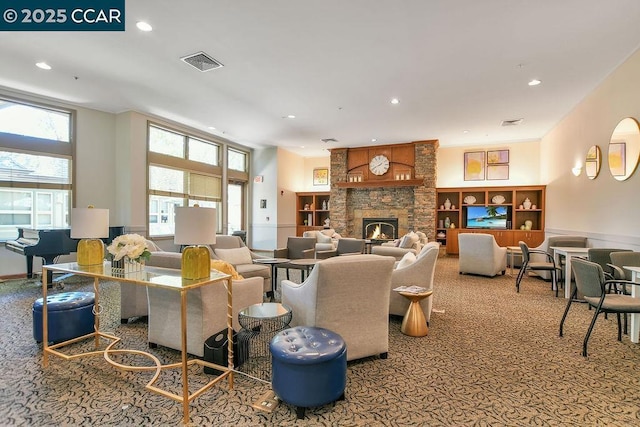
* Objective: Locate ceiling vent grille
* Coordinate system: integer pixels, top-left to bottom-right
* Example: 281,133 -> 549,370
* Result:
180,52 -> 223,72
501,118 -> 523,126
321,138 -> 338,143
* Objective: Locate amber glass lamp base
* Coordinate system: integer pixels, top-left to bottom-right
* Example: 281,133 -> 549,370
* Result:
182,245 -> 211,280
77,238 -> 105,266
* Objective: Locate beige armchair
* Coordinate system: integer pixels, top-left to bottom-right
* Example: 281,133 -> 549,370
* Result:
390,243 -> 439,323
144,252 -> 264,357
281,254 -> 396,361
458,233 -> 507,277
316,238 -> 366,259
210,235 -> 271,293
372,231 -> 427,260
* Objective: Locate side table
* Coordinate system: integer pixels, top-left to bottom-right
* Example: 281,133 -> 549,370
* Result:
506,246 -> 522,276
397,290 -> 433,337
238,302 -> 293,380
287,258 -> 320,281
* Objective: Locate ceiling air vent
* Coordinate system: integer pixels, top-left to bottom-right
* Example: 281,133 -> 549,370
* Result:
321,138 -> 338,143
180,52 -> 223,72
501,118 -> 523,127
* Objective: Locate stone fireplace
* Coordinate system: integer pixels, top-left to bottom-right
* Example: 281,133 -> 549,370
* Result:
362,218 -> 399,242
328,141 -> 438,240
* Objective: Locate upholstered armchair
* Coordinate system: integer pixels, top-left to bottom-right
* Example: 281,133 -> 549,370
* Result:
120,239 -> 163,323
302,229 -> 342,253
281,254 -> 396,361
210,235 -> 271,293
458,233 -> 507,277
316,238 -> 366,259
390,243 -> 439,323
144,252 -> 264,357
371,231 -> 427,260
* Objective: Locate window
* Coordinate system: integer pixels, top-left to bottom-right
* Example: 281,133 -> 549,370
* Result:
148,124 -> 222,237
228,148 -> 247,172
0,98 -> 73,241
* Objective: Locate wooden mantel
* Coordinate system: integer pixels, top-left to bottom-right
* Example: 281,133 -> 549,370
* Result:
335,179 -> 424,188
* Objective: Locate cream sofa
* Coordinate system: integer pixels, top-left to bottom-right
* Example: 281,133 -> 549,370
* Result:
144,251 -> 264,357
458,233 -> 507,277
210,235 -> 271,293
281,254 -> 396,361
302,228 -> 342,253
372,231 -> 428,260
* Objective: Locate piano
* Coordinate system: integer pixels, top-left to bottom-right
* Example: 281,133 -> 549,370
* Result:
6,226 -> 125,282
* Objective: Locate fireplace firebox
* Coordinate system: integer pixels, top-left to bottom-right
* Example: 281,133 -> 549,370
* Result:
362,218 -> 399,243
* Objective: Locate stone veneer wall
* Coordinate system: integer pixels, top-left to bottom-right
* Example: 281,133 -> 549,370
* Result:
329,141 -> 438,240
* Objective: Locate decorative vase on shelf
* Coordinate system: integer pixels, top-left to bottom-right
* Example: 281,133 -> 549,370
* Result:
444,199 -> 452,210
112,256 -> 145,275
444,216 -> 451,228
322,200 -> 327,210
524,220 -> 533,230
523,198 -> 532,210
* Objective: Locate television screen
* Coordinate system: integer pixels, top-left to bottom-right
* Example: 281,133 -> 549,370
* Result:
466,206 -> 509,229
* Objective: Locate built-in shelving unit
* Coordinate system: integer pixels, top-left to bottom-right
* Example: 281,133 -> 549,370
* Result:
436,185 -> 546,254
296,192 -> 330,236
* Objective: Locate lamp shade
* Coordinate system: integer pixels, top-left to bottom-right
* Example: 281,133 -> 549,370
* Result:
71,207 -> 109,239
174,207 -> 217,245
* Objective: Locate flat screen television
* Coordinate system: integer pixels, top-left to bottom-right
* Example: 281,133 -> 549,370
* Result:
465,206 -> 510,229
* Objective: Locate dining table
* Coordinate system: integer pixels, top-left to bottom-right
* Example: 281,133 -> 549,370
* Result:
623,266 -> 640,344
550,246 -> 590,299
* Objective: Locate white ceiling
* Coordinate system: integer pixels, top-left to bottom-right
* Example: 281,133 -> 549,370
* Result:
2,1 -> 640,157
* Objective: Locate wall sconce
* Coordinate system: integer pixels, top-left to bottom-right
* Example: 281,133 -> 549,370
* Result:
571,166 -> 583,177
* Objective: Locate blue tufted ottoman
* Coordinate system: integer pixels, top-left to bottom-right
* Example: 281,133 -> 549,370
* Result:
33,292 -> 95,343
269,326 -> 346,419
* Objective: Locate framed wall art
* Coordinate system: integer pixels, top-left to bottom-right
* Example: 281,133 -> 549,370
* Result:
313,168 -> 329,185
487,149 -> 509,164
608,142 -> 626,177
464,151 -> 485,181
486,164 -> 509,180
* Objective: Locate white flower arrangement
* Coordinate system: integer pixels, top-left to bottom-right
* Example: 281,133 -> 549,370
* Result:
107,233 -> 152,263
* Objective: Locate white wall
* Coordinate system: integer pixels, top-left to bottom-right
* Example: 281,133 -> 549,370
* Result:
251,147 -> 279,250
541,47 -> 640,249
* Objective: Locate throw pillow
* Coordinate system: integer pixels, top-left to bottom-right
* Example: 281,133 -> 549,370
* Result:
316,233 -> 333,244
214,247 -> 253,266
210,259 -> 244,280
396,252 -> 417,269
399,231 -> 419,249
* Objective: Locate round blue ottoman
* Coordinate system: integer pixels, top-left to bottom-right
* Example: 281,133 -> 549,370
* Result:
270,326 -> 346,419
33,292 -> 95,343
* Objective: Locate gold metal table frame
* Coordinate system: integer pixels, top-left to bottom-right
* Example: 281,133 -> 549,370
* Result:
41,262 -> 234,425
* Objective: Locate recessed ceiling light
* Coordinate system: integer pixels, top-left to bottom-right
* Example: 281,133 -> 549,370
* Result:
207,126 -> 216,130
390,98 -> 399,105
300,146 -> 305,148
463,130 -> 470,134
36,62 -> 51,70
286,115 -> 296,119
371,138 -> 377,142
528,79 -> 541,86
136,21 -> 153,32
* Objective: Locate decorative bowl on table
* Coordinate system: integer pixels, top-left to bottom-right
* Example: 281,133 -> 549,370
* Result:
491,195 -> 505,204
463,195 -> 476,205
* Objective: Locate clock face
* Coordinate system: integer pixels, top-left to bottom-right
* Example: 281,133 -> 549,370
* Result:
369,154 -> 390,176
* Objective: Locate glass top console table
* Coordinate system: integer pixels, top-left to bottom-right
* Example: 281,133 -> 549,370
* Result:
40,261 -> 233,425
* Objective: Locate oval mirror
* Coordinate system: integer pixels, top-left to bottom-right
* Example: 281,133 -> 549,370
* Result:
585,145 -> 601,179
608,117 -> 640,181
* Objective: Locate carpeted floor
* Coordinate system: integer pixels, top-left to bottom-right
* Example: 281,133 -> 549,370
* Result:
1,256 -> 639,426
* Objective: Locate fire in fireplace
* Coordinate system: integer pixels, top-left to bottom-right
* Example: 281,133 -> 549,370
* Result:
362,218 -> 399,242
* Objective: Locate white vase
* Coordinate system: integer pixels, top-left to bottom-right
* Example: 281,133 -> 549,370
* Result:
523,198 -> 532,210
444,199 -> 452,210
112,256 -> 144,275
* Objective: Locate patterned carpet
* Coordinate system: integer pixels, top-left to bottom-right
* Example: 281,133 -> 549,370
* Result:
1,256 -> 640,426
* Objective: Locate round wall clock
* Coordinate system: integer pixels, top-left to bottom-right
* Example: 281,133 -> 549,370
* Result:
369,154 -> 390,176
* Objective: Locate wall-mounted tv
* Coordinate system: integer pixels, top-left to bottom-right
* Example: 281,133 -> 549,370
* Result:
465,206 -> 510,229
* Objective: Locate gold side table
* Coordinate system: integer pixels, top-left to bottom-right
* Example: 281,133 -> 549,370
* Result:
398,290 -> 433,337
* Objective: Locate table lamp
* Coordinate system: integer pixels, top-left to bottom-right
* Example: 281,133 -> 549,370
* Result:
71,206 -> 109,266
174,206 -> 216,280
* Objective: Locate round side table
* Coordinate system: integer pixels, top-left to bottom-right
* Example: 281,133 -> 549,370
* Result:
397,290 -> 433,337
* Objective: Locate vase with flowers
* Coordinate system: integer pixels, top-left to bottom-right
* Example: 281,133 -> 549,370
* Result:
107,233 -> 151,274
